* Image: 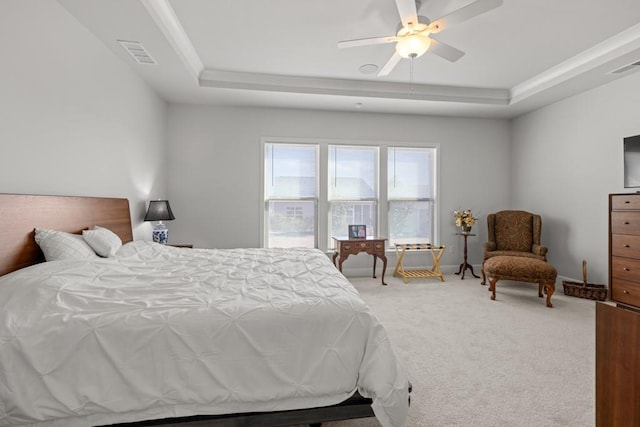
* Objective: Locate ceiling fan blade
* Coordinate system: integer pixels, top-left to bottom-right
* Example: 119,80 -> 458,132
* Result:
378,52 -> 402,76
338,36 -> 399,49
428,0 -> 503,33
395,0 -> 419,29
428,37 -> 465,62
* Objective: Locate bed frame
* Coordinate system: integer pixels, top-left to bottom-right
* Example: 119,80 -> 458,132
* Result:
0,193 -> 382,427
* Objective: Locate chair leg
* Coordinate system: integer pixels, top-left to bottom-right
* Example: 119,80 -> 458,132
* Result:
544,282 -> 555,308
488,277 -> 498,300
481,262 -> 487,286
538,283 -> 543,297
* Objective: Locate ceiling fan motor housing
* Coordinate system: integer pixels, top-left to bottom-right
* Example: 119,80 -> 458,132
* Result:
395,17 -> 432,58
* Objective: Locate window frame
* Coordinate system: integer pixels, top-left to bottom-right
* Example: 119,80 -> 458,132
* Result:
387,146 -> 437,246
328,144 -> 380,243
263,142 -> 319,249
260,137 -> 439,252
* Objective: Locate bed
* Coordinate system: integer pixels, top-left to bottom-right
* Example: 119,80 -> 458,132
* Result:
0,194 -> 409,427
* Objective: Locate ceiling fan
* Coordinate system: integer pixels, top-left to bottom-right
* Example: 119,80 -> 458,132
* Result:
338,0 -> 503,76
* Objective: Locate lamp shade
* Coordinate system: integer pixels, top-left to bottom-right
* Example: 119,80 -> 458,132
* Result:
144,200 -> 175,222
395,34 -> 431,59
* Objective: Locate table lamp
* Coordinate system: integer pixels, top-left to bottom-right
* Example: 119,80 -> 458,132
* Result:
144,200 -> 175,244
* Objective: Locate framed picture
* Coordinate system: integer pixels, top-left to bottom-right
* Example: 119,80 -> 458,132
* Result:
348,224 -> 366,239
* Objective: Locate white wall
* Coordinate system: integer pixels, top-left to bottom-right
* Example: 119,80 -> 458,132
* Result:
8,0 -> 631,282
511,71 -> 640,283
166,104 -> 511,272
6,1 -> 638,283
0,0 -> 168,239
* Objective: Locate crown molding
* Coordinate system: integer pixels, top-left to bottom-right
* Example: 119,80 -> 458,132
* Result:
140,0 -> 203,82
510,22 -> 640,104
199,69 -> 510,105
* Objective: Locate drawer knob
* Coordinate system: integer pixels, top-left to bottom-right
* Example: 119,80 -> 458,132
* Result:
624,244 -> 631,248
624,221 -> 630,225
625,200 -> 631,204
624,290 -> 630,294
624,267 -> 630,271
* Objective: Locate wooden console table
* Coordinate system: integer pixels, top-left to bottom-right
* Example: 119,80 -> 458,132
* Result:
393,243 -> 446,283
332,237 -> 387,285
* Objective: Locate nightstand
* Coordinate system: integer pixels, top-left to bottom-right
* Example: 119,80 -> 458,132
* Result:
167,244 -> 193,248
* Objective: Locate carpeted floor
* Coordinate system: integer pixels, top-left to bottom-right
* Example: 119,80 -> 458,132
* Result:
318,274 -> 596,427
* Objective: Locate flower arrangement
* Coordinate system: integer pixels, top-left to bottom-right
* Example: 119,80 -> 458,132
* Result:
453,209 -> 478,229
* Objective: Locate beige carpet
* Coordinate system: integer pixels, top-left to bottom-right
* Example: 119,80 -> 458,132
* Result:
317,273 -> 596,427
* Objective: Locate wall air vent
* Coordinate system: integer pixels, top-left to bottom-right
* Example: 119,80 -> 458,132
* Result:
118,40 -> 157,65
610,60 -> 640,74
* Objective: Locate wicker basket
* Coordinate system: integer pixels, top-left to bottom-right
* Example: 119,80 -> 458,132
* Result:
562,260 -> 607,301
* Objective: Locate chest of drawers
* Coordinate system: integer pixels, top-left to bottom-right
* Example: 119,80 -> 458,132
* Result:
609,193 -> 640,308
596,194 -> 640,426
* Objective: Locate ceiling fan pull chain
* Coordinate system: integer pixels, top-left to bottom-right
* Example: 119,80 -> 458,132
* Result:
410,56 -> 414,96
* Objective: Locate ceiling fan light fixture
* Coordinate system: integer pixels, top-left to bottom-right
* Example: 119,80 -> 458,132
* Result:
395,34 -> 431,59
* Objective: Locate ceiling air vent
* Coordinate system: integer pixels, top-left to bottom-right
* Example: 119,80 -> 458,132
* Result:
118,40 -> 157,65
610,60 -> 640,75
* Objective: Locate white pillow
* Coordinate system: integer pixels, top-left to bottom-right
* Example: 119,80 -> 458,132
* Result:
82,226 -> 123,257
34,228 -> 99,261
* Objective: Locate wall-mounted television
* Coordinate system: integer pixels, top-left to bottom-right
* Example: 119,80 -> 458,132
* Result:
624,134 -> 640,188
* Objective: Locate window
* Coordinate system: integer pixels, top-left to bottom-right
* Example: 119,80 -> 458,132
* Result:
387,147 -> 435,245
328,145 -> 378,242
264,143 -> 318,248
262,139 -> 437,250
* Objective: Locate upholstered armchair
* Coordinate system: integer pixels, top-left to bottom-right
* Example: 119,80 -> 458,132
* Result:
481,210 -> 548,285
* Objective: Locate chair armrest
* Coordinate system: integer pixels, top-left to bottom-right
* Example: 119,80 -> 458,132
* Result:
532,244 -> 548,257
483,242 -> 496,252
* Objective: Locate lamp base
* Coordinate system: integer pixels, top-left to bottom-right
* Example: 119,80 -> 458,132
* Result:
152,224 -> 169,244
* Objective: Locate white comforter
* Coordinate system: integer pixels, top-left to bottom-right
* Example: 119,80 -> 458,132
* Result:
0,242 -> 408,426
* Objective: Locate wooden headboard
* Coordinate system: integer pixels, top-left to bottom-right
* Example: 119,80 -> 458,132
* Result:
0,194 -> 133,276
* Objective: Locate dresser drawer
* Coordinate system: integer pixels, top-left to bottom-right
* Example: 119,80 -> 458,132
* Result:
611,278 -> 640,307
611,194 -> 640,210
611,234 -> 640,258
339,240 -> 371,254
611,256 -> 640,282
354,241 -> 372,250
340,242 -> 353,251
611,212 -> 640,235
338,240 -> 386,256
